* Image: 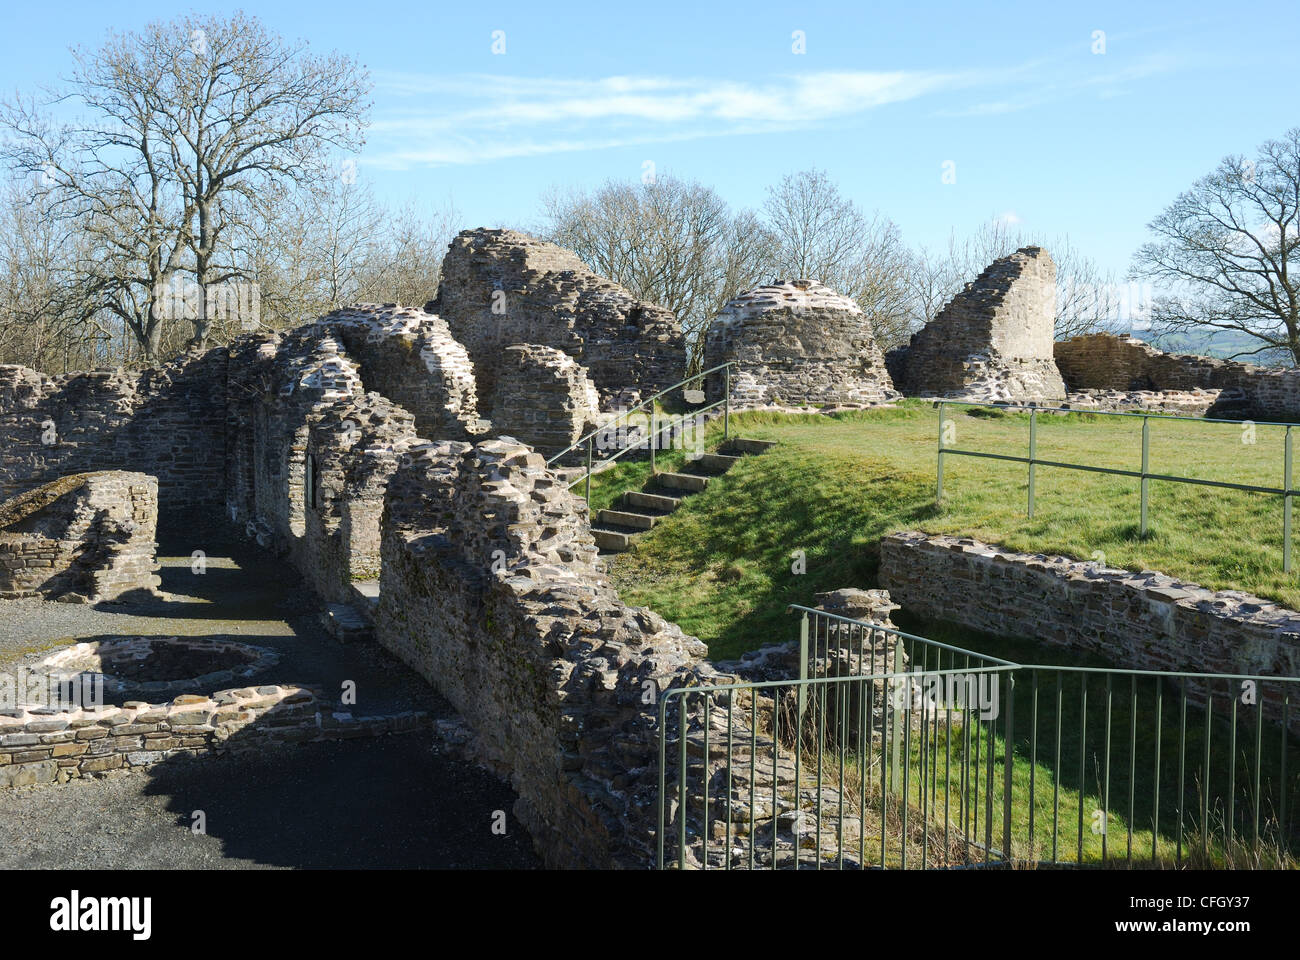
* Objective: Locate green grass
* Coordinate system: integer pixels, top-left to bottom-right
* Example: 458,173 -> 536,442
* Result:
606,404 -> 1300,866
602,402 -> 1300,660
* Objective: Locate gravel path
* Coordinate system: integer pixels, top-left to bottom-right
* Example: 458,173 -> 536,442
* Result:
0,526 -> 540,869
0,532 -> 438,715
0,736 -> 538,868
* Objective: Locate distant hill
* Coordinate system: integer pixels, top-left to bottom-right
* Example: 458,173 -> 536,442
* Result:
1132,327 -> 1293,367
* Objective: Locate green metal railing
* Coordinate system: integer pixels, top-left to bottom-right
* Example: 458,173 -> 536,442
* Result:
935,399 -> 1300,572
545,361 -> 736,501
656,610 -> 1300,870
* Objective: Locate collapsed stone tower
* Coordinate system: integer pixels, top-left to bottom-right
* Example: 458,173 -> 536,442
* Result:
431,228 -> 687,409
894,246 -> 1067,403
702,280 -> 898,407
490,344 -> 601,460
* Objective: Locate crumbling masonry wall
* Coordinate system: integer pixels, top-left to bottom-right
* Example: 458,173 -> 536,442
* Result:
433,228 -> 687,409
0,352 -> 228,519
1054,332 -> 1300,420
376,437 -> 724,867
302,394 -> 421,603
0,470 -> 161,601
894,247 -> 1067,403
319,304 -> 484,440
703,280 -> 898,407
489,344 -> 601,459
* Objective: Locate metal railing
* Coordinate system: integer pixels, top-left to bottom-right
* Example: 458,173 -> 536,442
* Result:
656,610 -> 1300,870
935,399 -> 1300,572
545,361 -> 736,501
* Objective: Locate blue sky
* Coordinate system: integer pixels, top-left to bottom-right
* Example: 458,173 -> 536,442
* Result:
1,0 -> 1296,276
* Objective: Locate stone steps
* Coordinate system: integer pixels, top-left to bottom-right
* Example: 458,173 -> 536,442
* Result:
590,437 -> 774,554
621,491 -> 681,512
653,472 -> 711,493
719,438 -> 777,456
596,509 -> 659,530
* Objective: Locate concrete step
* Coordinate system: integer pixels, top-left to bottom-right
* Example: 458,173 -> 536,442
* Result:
720,437 -> 777,456
621,491 -> 681,512
693,453 -> 742,474
592,529 -> 633,552
654,472 -> 710,493
321,603 -> 373,642
596,509 -> 658,530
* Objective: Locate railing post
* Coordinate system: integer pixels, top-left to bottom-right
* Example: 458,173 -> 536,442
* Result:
798,612 -> 809,726
937,401 -> 946,505
723,365 -> 731,440
585,436 -> 592,504
889,639 -> 904,795
1003,672 -> 1015,864
1286,426 -> 1293,574
1028,408 -> 1037,519
650,407 -> 657,475
1140,416 -> 1150,537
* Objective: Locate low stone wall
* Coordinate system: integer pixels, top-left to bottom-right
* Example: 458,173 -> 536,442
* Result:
0,684 -> 430,788
878,531 -> 1300,731
0,471 -> 161,601
1055,333 -> 1300,420
377,437 -> 725,868
1062,387 -> 1248,418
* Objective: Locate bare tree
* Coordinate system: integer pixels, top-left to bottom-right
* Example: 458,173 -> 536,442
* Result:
0,182 -> 105,370
1,12 -> 370,358
910,220 -> 1121,341
1131,127 -> 1300,365
541,174 -> 771,371
762,169 -> 913,348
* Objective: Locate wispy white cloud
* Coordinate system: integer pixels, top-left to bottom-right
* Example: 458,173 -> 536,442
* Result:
363,51 -> 1185,169
366,69 -> 977,169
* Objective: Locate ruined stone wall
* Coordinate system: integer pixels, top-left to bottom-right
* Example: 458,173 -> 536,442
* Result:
896,247 -> 1067,403
376,437 -> 730,867
319,304 -> 484,440
489,344 -> 601,459
879,531 -> 1300,732
1055,333 -> 1300,420
0,471 -> 160,601
302,394 -> 420,603
702,280 -> 898,407
0,351 -> 228,520
433,228 -> 687,408
0,683 -> 427,789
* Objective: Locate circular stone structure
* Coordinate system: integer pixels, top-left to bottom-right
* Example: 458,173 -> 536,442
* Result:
33,637 -> 279,698
702,279 -> 898,408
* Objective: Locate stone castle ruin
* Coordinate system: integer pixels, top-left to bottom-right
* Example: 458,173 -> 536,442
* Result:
703,279 -> 898,408
9,227 -> 1300,866
431,228 -> 687,409
891,246 -> 1067,403
1053,331 -> 1298,419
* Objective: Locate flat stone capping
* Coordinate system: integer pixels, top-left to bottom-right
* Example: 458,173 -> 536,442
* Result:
878,531 -> 1300,732
32,636 -> 280,699
0,684 -> 430,789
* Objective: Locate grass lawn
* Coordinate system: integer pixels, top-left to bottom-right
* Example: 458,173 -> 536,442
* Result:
599,402 -> 1300,865
599,401 -> 1300,661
